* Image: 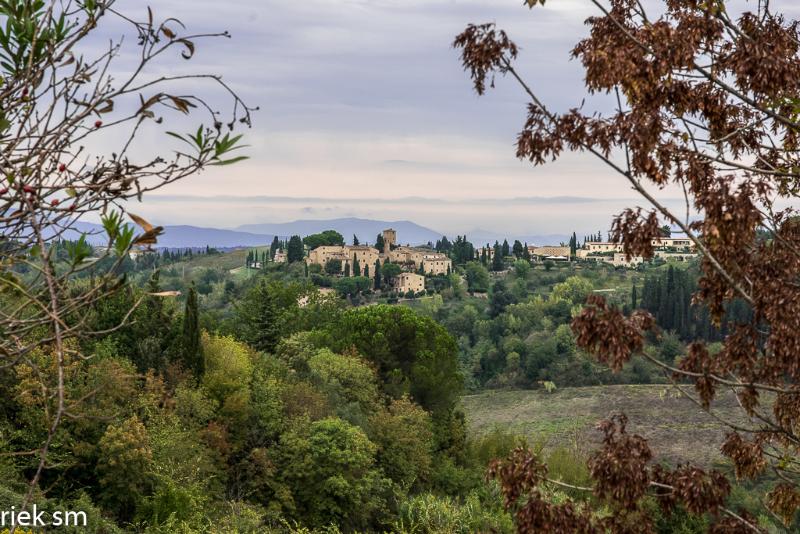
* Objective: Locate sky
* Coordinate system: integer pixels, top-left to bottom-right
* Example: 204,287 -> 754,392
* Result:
85,0 -> 789,237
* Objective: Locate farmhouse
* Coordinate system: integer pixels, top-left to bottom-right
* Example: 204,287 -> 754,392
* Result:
395,272 -> 425,294
531,246 -> 571,259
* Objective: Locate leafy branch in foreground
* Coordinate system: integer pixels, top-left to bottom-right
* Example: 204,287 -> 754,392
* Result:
456,0 -> 800,531
0,0 -> 254,518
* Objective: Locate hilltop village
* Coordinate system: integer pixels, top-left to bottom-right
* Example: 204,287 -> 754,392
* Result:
243,227 -> 698,299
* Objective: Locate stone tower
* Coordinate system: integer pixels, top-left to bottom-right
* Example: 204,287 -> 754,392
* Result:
382,228 -> 396,254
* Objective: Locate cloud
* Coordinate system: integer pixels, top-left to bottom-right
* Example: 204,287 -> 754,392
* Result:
80,0 -> 716,233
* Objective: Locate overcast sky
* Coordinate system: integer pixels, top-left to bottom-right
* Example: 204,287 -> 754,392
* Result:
90,0 -> 796,236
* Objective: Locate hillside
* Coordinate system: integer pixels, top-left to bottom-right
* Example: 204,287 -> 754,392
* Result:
462,385 -> 744,467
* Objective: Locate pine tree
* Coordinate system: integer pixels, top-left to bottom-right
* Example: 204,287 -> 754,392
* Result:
181,283 -> 203,376
512,239 -> 524,258
501,239 -> 510,257
375,233 -> 385,251
353,234 -> 360,246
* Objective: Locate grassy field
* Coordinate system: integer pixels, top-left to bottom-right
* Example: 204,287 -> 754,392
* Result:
462,385 -> 746,467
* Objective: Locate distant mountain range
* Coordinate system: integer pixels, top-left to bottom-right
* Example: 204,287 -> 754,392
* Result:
61,217 -> 570,249
65,222 -> 276,248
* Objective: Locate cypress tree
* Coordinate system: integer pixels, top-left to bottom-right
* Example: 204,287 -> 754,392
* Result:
353,255 -> 361,276
181,283 -> 203,376
239,281 -> 281,353
353,234 -> 360,246
631,283 -> 638,309
363,264 -> 369,278
374,260 -> 382,290
492,241 -> 503,271
287,235 -> 304,263
344,262 -> 350,277
501,239 -> 510,257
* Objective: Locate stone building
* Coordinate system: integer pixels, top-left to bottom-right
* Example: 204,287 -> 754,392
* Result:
387,245 -> 452,275
305,228 -> 451,278
531,246 -> 571,259
651,237 -> 695,250
421,253 -> 451,275
306,245 -> 379,275
382,228 -> 397,254
395,272 -> 425,294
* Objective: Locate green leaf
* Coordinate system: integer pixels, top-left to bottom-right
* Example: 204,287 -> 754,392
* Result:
210,156 -> 249,166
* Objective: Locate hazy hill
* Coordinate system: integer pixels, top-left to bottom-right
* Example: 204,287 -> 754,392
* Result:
57,218 -> 569,249
237,217 -> 443,246
64,222 -> 275,248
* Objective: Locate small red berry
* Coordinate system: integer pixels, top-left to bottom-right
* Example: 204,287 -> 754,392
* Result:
22,185 -> 34,194
58,164 -> 66,172
21,87 -> 28,97
0,188 -> 7,195
50,199 -> 60,207
94,120 -> 103,128
69,202 -> 78,211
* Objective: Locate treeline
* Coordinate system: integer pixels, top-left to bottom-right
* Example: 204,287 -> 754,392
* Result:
637,266 -> 752,342
419,265 -> 665,390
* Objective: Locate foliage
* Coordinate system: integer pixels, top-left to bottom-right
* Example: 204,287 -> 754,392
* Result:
464,261 -> 490,293
326,305 -> 463,418
303,231 -> 345,249
268,417 -> 392,530
368,397 -> 435,490
394,491 -> 513,534
97,416 -> 153,520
